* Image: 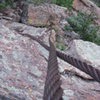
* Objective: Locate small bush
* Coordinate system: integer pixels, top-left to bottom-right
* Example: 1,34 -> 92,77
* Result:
53,0 -> 74,10
0,0 -> 14,10
56,42 -> 66,51
91,0 -> 100,7
66,12 -> 100,45
65,25 -> 73,31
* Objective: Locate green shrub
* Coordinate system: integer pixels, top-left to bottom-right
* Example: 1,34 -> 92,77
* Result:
61,44 -> 66,51
56,42 -> 66,51
7,0 -> 14,7
91,0 -> 100,7
53,0 -> 74,10
66,12 -> 100,45
65,25 -> 73,31
0,0 -> 14,10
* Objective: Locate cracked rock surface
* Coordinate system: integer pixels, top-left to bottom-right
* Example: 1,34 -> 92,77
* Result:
0,19 -> 100,100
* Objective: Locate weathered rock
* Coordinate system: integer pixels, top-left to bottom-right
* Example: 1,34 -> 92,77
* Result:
0,8 -> 20,22
58,59 -> 93,80
0,20 -> 48,100
64,39 -> 100,80
64,31 -> 80,40
0,19 -> 100,100
28,4 -> 69,27
67,40 -> 100,67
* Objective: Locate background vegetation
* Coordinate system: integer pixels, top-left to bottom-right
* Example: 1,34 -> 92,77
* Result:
53,0 -> 74,10
65,12 -> 100,45
91,0 -> 100,7
0,0 -> 74,10
0,0 -> 14,9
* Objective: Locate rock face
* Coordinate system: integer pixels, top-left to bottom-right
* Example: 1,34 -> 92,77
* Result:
0,19 -> 100,100
27,4 -> 69,37
67,40 -> 100,68
0,20 -> 48,100
28,4 -> 69,27
0,8 -> 20,22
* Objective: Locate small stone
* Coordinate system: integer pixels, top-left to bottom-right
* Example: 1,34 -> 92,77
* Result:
31,66 -> 42,77
64,89 -> 74,96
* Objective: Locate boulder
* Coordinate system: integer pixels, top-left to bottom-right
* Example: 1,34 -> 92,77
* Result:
28,4 -> 69,27
66,40 -> 100,68
63,39 -> 100,80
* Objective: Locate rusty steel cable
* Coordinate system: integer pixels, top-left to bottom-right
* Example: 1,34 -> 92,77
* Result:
20,34 -> 100,83
43,36 -> 63,100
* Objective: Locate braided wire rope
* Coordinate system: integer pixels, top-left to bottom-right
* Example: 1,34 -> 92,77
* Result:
43,36 -> 63,100
56,51 -> 100,83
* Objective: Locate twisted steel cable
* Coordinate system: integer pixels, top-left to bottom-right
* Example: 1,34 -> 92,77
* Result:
56,51 -> 100,83
43,36 -> 63,100
20,34 -> 100,83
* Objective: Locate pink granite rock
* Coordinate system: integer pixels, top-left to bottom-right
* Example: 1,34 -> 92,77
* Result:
0,19 -> 100,100
28,4 -> 69,27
